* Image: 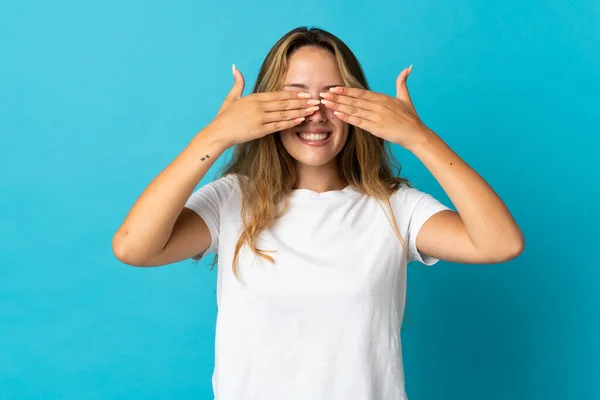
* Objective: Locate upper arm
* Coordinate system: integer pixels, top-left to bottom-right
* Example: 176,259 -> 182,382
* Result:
137,207 -> 212,267
399,185 -> 518,265
414,210 -> 484,264
136,175 -> 238,267
415,210 -> 522,264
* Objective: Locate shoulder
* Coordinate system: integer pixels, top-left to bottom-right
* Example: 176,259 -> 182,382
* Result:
390,182 -> 431,208
201,174 -> 240,193
207,173 -> 240,189
187,174 -> 241,206
389,182 -> 451,219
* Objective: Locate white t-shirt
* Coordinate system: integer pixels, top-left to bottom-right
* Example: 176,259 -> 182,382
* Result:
184,174 -> 451,400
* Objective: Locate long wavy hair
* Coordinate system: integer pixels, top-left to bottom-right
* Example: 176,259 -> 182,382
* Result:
210,26 -> 413,283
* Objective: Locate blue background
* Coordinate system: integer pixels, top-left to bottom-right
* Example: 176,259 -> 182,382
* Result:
1,0 -> 598,399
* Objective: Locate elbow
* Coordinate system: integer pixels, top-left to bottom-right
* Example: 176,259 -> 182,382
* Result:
511,228 -> 526,258
478,232 -> 524,264
112,236 -> 148,267
498,233 -> 525,263
506,238 -> 525,261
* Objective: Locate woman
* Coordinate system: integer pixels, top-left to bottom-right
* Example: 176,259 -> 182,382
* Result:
112,27 -> 524,400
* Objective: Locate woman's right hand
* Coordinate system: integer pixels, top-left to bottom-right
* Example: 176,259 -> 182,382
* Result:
207,65 -> 321,148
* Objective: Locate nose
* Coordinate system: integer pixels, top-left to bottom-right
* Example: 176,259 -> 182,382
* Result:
306,99 -> 328,123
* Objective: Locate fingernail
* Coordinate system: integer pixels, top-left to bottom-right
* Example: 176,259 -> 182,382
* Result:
307,99 -> 320,105
408,64 -> 413,73
297,92 -> 312,98
232,64 -> 236,75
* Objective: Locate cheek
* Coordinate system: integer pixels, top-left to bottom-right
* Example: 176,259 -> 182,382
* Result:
325,107 -> 337,120
279,131 -> 297,149
279,130 -> 292,142
332,118 -> 348,136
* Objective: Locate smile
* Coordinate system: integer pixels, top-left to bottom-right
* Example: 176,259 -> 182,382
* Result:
295,132 -> 333,147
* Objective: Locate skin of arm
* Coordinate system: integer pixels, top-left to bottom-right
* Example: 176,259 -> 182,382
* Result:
320,66 -> 525,264
408,129 -> 524,264
112,66 -> 313,266
112,128 -> 228,265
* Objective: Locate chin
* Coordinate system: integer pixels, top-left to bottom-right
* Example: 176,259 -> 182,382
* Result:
279,129 -> 348,167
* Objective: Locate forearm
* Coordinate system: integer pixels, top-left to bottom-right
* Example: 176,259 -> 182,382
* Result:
408,129 -> 524,252
112,125 -> 228,263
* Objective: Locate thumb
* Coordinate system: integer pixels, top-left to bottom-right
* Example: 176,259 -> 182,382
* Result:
217,64 -> 246,116
395,64 -> 413,103
228,64 -> 245,100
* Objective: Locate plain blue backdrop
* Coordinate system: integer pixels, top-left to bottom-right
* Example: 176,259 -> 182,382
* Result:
1,0 -> 598,399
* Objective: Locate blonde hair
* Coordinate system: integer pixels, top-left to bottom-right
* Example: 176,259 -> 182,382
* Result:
211,27 -> 413,282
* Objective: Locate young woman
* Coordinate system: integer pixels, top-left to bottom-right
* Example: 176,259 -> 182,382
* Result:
113,27 -> 524,400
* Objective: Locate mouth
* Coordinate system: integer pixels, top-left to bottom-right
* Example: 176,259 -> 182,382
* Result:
295,132 -> 331,141
294,131 -> 333,147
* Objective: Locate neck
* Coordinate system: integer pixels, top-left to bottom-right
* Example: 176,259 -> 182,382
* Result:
294,161 -> 347,193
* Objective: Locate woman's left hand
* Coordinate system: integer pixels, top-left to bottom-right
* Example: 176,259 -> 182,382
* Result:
319,65 -> 433,150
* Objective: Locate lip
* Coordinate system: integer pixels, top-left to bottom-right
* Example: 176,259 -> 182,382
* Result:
295,132 -> 332,147
296,128 -> 330,134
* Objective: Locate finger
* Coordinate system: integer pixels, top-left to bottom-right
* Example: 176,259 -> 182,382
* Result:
262,98 -> 320,112
262,106 -> 320,123
395,65 -> 413,103
332,111 -> 377,131
255,90 -> 312,102
320,99 -> 378,122
319,92 -> 379,112
227,64 -> 245,101
217,65 -> 245,116
327,86 -> 381,102
260,117 -> 306,134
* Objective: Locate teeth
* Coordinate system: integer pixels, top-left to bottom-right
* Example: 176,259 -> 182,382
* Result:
298,132 -> 330,141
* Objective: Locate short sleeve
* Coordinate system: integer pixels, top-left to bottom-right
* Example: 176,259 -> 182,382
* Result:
394,185 -> 453,265
184,174 -> 238,261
